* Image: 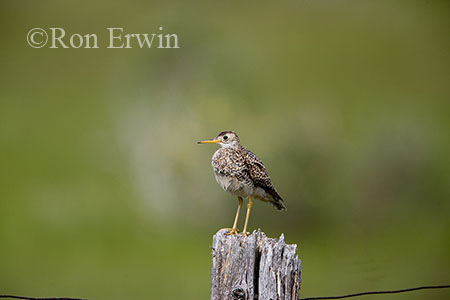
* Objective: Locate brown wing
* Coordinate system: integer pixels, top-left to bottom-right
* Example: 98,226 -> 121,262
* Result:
242,147 -> 286,210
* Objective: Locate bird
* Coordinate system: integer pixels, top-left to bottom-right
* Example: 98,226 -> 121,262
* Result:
198,131 -> 286,235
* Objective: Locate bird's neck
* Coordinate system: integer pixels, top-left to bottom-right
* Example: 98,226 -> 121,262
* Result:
220,143 -> 240,149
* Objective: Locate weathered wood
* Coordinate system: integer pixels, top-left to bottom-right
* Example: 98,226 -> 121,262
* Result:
211,229 -> 301,300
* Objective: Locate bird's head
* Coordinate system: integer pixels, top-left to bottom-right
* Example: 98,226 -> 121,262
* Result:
198,131 -> 240,148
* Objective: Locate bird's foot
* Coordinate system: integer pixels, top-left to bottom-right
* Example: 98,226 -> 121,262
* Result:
226,228 -> 239,235
220,227 -> 239,235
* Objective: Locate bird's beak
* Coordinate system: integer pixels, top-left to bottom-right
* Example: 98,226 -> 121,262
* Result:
197,139 -> 220,144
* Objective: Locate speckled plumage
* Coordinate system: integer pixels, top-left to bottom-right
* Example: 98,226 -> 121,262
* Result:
210,131 -> 286,210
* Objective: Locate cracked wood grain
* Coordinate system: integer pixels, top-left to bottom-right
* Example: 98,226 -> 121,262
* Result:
211,229 -> 301,300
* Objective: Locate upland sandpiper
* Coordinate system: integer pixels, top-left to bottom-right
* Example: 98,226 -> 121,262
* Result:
198,131 -> 286,235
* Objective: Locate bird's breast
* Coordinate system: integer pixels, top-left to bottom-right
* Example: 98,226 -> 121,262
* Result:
211,148 -> 254,197
214,172 -> 254,197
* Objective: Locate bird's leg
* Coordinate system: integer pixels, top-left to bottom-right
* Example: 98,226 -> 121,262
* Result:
225,197 -> 243,235
242,196 -> 253,236
232,197 -> 243,231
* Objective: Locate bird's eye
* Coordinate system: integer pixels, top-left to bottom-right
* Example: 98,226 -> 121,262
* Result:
223,135 -> 228,140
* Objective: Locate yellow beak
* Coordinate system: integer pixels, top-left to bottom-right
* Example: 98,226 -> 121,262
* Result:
197,139 -> 220,144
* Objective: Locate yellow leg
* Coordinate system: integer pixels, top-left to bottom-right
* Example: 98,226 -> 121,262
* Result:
242,196 -> 253,236
225,197 -> 243,235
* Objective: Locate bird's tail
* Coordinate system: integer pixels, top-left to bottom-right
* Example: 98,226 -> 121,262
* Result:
272,196 -> 286,211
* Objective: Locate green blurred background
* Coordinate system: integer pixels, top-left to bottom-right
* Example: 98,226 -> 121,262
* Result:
1,0 -> 449,299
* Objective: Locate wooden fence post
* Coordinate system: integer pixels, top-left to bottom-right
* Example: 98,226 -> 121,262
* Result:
211,229 -> 301,300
